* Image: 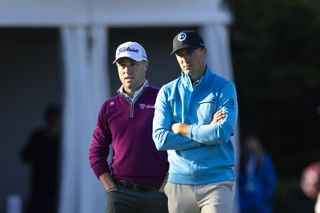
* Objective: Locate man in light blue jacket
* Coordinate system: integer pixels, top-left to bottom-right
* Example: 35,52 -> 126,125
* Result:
152,30 -> 238,213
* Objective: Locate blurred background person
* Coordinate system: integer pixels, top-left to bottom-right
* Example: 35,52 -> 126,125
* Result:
20,103 -> 62,213
301,162 -> 320,213
238,133 -> 277,213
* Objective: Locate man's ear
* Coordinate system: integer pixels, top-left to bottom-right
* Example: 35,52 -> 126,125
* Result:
144,61 -> 149,71
202,47 -> 207,56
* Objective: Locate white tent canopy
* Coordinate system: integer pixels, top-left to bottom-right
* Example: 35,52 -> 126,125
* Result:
0,1 -> 238,213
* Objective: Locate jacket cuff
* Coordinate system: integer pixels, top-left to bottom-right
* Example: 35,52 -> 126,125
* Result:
188,124 -> 197,140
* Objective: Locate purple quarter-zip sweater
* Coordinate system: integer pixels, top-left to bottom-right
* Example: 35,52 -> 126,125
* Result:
89,86 -> 168,185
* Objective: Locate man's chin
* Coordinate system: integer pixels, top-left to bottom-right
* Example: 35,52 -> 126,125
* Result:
183,69 -> 193,75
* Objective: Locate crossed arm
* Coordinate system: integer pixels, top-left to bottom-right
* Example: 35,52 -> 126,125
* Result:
171,110 -> 226,136
153,82 -> 237,150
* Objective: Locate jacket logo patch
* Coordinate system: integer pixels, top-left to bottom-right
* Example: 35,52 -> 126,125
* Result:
140,104 -> 146,109
140,104 -> 155,110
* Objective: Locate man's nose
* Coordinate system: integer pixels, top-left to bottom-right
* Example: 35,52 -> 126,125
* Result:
182,57 -> 189,64
123,65 -> 132,74
181,54 -> 190,61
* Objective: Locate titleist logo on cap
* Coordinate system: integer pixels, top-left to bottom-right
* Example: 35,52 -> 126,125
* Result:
117,47 -> 139,55
113,41 -> 148,63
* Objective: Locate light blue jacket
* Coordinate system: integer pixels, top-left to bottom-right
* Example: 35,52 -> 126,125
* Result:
152,66 -> 238,184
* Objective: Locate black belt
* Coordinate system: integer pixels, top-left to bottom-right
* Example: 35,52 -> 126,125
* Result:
115,180 -> 160,191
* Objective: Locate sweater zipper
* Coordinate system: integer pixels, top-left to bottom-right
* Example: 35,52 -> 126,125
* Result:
130,102 -> 135,118
129,87 -> 146,118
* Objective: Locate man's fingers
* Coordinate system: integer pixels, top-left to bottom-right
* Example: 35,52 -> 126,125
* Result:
211,110 -> 227,124
215,111 -> 225,118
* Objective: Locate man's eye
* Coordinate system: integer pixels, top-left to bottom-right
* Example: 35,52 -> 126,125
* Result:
121,63 -> 129,67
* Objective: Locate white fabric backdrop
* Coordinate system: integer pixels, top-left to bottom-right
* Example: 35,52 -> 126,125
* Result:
200,25 -> 233,80
59,26 -> 109,213
201,25 -> 240,213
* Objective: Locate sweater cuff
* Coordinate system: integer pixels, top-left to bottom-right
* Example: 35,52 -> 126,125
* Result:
91,159 -> 110,179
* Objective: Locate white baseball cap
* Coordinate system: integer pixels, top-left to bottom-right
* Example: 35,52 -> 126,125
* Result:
113,41 -> 148,64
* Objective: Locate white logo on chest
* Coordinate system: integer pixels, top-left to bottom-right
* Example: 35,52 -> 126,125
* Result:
140,104 -> 146,109
139,104 -> 154,110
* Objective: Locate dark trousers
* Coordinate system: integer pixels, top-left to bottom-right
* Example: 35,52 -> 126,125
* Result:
107,186 -> 168,213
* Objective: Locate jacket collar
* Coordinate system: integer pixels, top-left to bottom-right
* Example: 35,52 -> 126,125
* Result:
117,80 -> 148,102
181,65 -> 212,89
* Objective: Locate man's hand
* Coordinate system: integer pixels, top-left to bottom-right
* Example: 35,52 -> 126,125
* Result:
211,110 -> 226,124
171,123 -> 190,136
99,172 -> 118,192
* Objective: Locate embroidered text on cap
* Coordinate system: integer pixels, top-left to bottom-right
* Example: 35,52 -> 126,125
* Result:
113,41 -> 148,63
117,46 -> 139,56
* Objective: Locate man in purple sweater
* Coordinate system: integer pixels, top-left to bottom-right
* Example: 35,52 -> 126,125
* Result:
89,41 -> 169,213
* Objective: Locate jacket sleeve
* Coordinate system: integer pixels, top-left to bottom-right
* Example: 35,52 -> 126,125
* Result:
89,103 -> 112,178
152,87 -> 202,151
189,82 -> 238,145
